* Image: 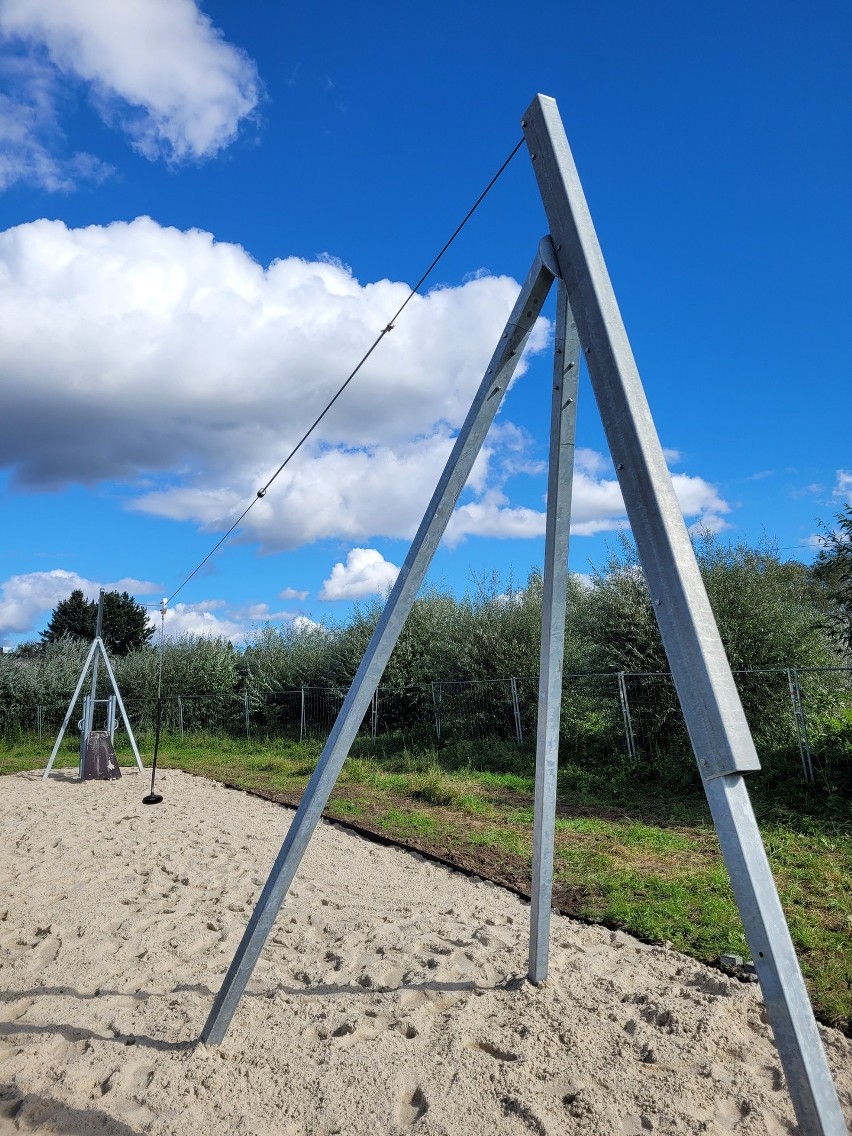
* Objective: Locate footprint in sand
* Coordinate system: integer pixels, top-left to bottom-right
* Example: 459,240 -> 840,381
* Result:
396,1084 -> 428,1127
464,1037 -> 521,1062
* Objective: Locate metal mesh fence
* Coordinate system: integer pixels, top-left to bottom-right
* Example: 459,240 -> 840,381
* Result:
3,667 -> 851,789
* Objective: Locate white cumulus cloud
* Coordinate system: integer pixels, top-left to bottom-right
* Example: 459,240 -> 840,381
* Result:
444,449 -> 731,544
319,548 -> 400,601
445,490 -> 546,546
0,0 -> 259,188
0,216 -> 733,577
161,601 -> 245,643
279,587 -> 309,601
832,469 -> 852,505
0,569 -> 159,645
0,216 -> 547,551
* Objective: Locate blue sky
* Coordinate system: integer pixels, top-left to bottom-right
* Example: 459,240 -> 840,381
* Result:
0,0 -> 849,648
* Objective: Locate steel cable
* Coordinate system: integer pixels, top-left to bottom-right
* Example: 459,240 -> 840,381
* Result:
163,138 -> 524,607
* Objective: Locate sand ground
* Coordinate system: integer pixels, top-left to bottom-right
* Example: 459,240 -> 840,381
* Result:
1,769 -> 849,1135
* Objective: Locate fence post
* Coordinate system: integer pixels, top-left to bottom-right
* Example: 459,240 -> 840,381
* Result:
510,677 -> 523,747
617,672 -> 637,762
36,704 -> 43,740
370,687 -> 378,742
178,696 -> 184,738
786,668 -> 814,784
244,691 -> 250,738
299,687 -> 306,743
431,682 -> 442,741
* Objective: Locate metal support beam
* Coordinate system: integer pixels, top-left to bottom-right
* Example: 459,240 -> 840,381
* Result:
43,638 -> 99,780
95,638 -> 144,772
617,672 -> 638,763
83,591 -> 105,778
529,281 -> 580,983
523,92 -> 845,1136
44,636 -> 143,779
201,245 -> 557,1045
787,668 -> 814,783
510,676 -> 523,747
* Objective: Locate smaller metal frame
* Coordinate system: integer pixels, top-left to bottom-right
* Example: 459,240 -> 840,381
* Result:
43,591 -> 144,781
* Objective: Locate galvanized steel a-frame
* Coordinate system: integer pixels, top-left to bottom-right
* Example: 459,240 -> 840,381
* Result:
43,589 -> 144,781
201,96 -> 847,1135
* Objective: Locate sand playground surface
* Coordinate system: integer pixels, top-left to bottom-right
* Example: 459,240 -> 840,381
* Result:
1,769 -> 849,1136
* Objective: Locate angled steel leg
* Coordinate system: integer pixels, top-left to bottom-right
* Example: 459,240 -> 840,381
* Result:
201,243 -> 558,1045
95,639 -> 144,771
524,93 -> 845,1135
43,638 -> 98,780
529,281 -> 580,982
83,592 -> 105,778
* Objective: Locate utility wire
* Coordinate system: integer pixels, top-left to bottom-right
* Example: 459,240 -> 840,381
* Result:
165,138 -> 524,606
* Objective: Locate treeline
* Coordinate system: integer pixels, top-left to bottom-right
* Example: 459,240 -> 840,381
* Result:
2,534 -> 847,704
3,533 -> 851,793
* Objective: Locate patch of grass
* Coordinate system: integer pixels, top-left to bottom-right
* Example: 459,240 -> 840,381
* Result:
412,764 -> 460,807
377,808 -> 438,840
410,764 -> 496,815
341,756 -> 382,787
596,866 -> 742,957
327,799 -> 367,821
453,793 -> 494,817
504,806 -> 535,824
475,770 -> 536,795
466,825 -> 531,859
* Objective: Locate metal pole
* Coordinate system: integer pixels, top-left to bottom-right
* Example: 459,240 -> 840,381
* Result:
81,590 -> 106,777
510,676 -> 524,747
178,696 -> 184,738
299,687 -> 306,743
431,682 -> 441,741
36,705 -> 43,740
617,672 -> 638,763
787,668 -> 814,784
79,695 -> 91,773
529,280 -> 580,982
202,247 -> 556,1045
96,641 -> 144,771
90,589 -> 104,705
244,690 -> 250,738
79,590 -> 105,779
107,695 -> 116,742
523,92 -> 845,1136
143,600 -> 168,803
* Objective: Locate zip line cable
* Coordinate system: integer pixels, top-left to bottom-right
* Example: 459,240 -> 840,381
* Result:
163,138 -> 524,608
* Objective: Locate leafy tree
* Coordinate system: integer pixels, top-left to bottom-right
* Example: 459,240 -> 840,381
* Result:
568,536 -> 668,673
41,589 -> 154,656
571,532 -> 835,673
698,534 -> 835,670
12,640 -> 44,658
812,504 -> 852,658
41,589 -> 93,644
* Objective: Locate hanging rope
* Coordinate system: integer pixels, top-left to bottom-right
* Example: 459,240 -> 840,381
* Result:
142,598 -> 167,804
164,138 -> 524,607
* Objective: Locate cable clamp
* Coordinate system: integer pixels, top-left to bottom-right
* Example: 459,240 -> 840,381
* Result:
256,488 -> 266,498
